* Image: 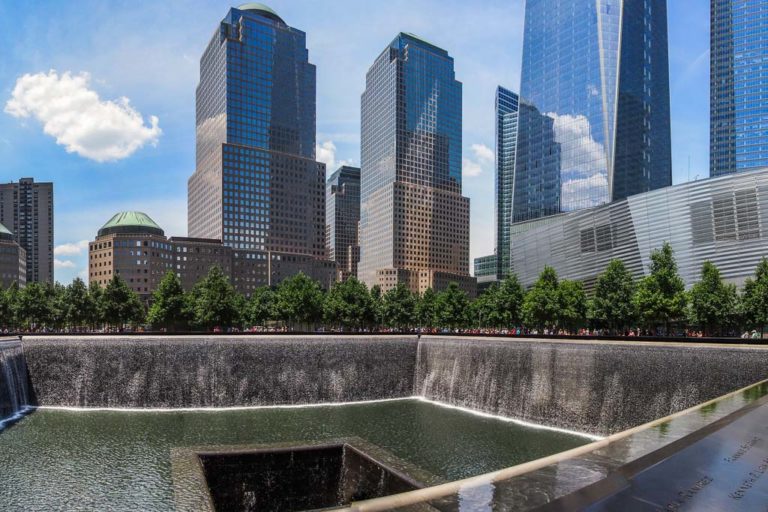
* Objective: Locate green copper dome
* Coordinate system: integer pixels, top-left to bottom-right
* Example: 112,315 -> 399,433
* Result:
98,212 -> 164,237
0,222 -> 12,242
237,3 -> 285,24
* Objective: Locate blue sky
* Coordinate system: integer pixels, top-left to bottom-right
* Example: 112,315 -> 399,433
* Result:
0,0 -> 710,284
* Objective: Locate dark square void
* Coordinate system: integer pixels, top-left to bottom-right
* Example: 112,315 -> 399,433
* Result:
199,443 -> 423,511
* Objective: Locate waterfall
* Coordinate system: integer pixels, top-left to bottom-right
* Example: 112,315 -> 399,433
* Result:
415,337 -> 768,435
0,339 -> 29,423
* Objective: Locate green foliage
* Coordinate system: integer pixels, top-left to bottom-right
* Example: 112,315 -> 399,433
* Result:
522,266 -> 560,330
434,283 -> 470,329
415,288 -> 437,328
474,275 -> 526,328
741,258 -> 768,332
188,266 -> 241,330
101,276 -> 145,327
0,285 -> 13,329
16,282 -> 53,329
323,277 -> 374,329
633,243 -> 687,332
558,279 -> 587,333
274,272 -> 325,328
590,259 -> 636,333
147,271 -> 191,331
86,281 -> 104,327
246,286 -> 276,326
63,278 -> 91,328
381,283 -> 417,329
687,261 -> 738,335
369,284 -> 383,327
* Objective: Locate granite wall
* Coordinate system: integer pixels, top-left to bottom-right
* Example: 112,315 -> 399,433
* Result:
416,337 -> 768,435
22,336 -> 418,408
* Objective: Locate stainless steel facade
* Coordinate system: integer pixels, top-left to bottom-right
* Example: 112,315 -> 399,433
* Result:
510,168 -> 768,290
0,178 -> 53,284
711,0 -> 768,177
188,5 -> 327,263
513,0 -> 672,223
359,33 -> 473,295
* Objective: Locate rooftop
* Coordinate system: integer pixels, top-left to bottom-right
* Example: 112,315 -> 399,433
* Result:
98,211 -> 165,238
0,222 -> 12,241
237,3 -> 285,25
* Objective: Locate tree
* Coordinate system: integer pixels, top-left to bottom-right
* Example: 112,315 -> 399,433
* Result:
590,259 -> 636,333
741,258 -> 768,334
147,271 -> 191,331
0,286 -> 12,330
101,276 -> 145,328
495,274 -> 525,327
48,282 -> 68,330
687,261 -> 738,336
558,279 -> 587,333
633,242 -> 687,334
416,288 -> 437,328
471,283 -> 498,328
86,281 -> 104,329
323,277 -> 374,329
188,266 -> 241,331
381,283 -> 417,329
16,282 -> 54,329
64,278 -> 91,329
246,286 -> 276,327
369,284 -> 383,328
522,266 -> 560,331
434,283 -> 470,329
273,272 -> 325,329
3,282 -> 20,331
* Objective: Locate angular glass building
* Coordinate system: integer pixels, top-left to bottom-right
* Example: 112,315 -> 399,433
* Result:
359,33 -> 474,295
326,166 -> 361,281
711,0 -> 768,176
513,0 -> 672,223
494,87 -> 519,279
188,4 -> 326,261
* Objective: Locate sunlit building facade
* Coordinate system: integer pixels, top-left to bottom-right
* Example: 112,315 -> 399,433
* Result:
513,0 -> 672,223
188,4 -> 327,265
326,166 -> 361,281
359,33 -> 474,296
711,0 -> 768,176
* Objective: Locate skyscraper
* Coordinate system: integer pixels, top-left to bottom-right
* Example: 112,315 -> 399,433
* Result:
326,166 -> 361,281
513,0 -> 672,223
0,178 -> 53,283
188,4 -> 326,261
359,33 -> 474,296
474,86 -> 519,284
711,0 -> 768,176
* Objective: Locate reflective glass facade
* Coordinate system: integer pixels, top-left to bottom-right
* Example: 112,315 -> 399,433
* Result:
711,0 -> 768,176
495,87 -> 519,278
359,33 -> 472,293
514,0 -> 671,223
188,5 -> 325,259
326,166 -> 361,280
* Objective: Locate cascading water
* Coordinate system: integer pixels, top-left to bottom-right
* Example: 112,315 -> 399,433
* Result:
0,338 -> 29,423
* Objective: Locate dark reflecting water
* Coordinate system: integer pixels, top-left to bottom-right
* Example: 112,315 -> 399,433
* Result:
0,399 -> 588,511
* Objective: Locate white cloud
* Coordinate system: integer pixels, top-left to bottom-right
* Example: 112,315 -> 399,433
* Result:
316,140 -> 354,172
462,143 -> 494,178
54,240 -> 89,256
4,70 -> 161,162
54,259 -> 76,269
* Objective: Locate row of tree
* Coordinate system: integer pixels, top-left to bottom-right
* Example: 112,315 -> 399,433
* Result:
1,243 -> 767,335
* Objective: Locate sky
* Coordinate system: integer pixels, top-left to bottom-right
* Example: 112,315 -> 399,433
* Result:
0,0 -> 711,284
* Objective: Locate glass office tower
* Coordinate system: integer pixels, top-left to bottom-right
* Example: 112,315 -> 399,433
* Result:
495,87 -> 519,278
513,0 -> 672,223
326,166 -> 361,281
359,33 -> 474,295
711,0 -> 768,176
188,4 -> 326,259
